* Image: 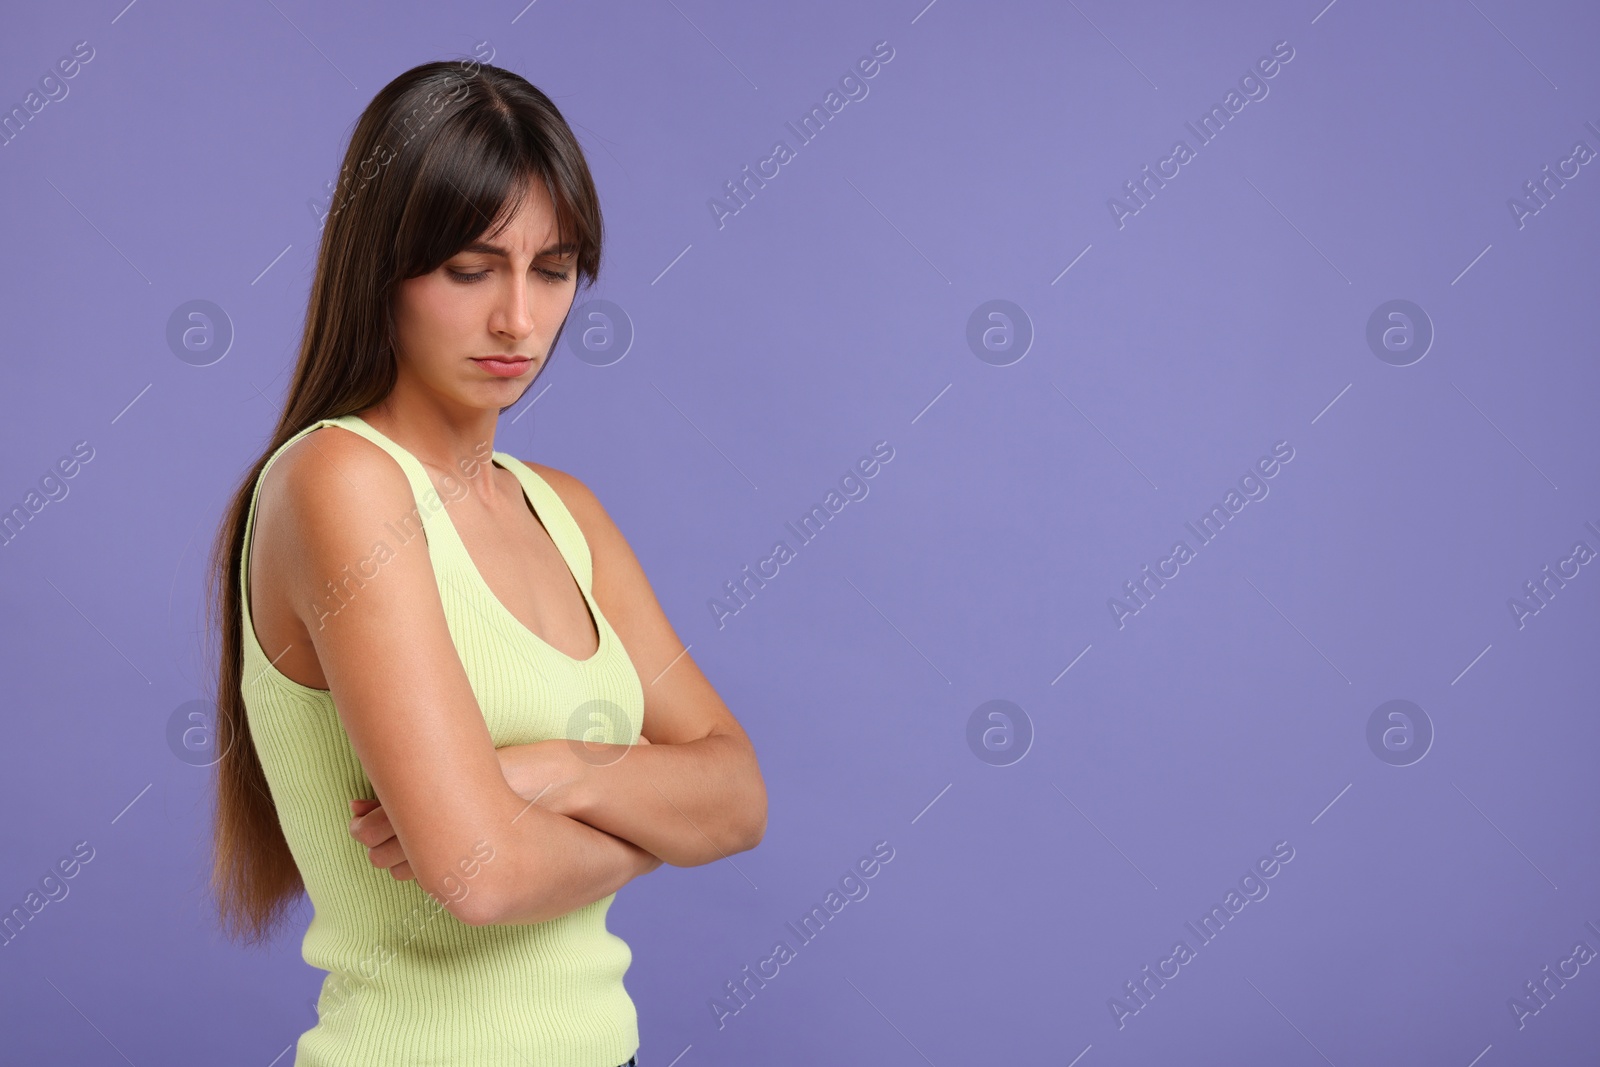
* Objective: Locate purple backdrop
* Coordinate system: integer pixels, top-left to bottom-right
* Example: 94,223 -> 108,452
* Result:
2,0 -> 1597,1063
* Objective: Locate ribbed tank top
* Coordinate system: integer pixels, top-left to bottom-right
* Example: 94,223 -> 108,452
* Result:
238,414 -> 643,1067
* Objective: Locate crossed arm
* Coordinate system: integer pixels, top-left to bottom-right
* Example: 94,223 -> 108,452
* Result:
352,730 -> 763,890
347,462 -> 766,913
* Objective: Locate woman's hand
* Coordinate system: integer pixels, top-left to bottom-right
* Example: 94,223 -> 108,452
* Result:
349,797 -> 414,881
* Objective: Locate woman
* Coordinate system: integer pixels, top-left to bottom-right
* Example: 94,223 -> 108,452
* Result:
205,58 -> 767,1066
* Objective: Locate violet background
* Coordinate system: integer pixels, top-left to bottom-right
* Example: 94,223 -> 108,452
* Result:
2,0 -> 1598,1064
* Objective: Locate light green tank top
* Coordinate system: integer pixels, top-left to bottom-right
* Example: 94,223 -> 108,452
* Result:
239,414 -> 643,1066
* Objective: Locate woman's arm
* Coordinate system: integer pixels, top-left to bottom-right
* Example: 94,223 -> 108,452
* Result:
515,464 -> 768,867
349,794 -> 662,921
277,427 -> 657,926
497,733 -> 762,868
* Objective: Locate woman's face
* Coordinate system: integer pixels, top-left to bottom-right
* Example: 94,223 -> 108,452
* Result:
391,179 -> 579,411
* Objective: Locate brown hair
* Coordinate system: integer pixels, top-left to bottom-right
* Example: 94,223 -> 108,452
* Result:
204,57 -> 604,945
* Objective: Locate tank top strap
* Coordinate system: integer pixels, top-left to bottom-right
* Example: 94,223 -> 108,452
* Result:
492,453 -> 595,593
240,414 -> 474,612
315,414 -> 473,563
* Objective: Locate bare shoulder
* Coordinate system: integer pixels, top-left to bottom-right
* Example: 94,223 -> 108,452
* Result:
265,424 -> 412,521
257,425 -> 421,609
275,423 -> 403,487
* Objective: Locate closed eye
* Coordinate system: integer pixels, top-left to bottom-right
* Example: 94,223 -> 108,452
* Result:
448,266 -> 571,284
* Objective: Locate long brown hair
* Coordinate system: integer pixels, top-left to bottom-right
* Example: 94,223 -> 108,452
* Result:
204,57 -> 604,945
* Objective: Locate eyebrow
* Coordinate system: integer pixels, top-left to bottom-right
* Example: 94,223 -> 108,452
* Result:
459,240 -> 577,258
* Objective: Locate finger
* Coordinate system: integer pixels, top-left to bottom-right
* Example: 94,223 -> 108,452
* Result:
366,838 -> 408,871
349,805 -> 396,847
389,860 -> 415,882
348,800 -> 381,834
362,803 -> 395,841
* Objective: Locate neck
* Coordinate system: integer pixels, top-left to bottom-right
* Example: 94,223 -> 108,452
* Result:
355,387 -> 503,487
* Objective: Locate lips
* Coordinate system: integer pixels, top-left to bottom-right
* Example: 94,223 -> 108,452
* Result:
471,356 -> 533,378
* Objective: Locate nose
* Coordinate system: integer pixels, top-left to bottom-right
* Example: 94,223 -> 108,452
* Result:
491,270 -> 537,342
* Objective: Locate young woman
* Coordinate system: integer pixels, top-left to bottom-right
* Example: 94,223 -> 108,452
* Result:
206,58 -> 766,1066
